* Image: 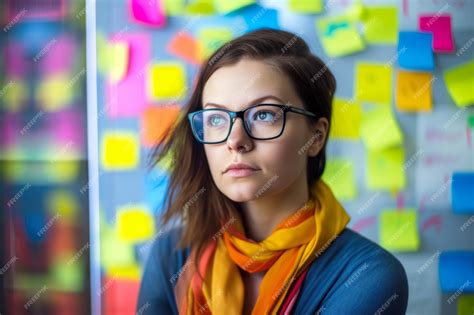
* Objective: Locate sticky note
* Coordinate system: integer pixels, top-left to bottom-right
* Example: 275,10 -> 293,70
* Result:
396,70 -> 433,112
107,41 -> 130,83
330,98 -> 362,139
39,35 -> 77,75
149,62 -> 187,101
214,0 -> 255,14
51,256 -> 84,292
322,159 -> 357,200
355,62 -> 392,104
419,15 -> 454,53
379,209 -> 419,251
458,295 -> 474,315
101,132 -> 139,170
46,190 -> 78,218
361,6 -> 398,44
2,79 -> 27,112
316,15 -> 365,57
451,172 -> 474,214
469,115 -> 474,128
107,264 -> 142,281
289,0 -> 323,13
130,0 -> 166,27
367,147 -> 406,191
444,60 -> 474,107
186,0 -> 216,15
167,32 -> 201,65
398,31 -> 434,71
360,106 -> 403,151
198,27 -> 234,59
227,4 -> 279,32
106,33 -> 151,117
116,205 -> 155,242
141,105 -> 180,147
439,251 -> 474,293
101,228 -> 136,269
36,73 -> 74,111
103,278 -> 140,315
162,0 -> 186,15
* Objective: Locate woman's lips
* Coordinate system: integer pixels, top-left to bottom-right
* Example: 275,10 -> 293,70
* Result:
225,168 -> 260,178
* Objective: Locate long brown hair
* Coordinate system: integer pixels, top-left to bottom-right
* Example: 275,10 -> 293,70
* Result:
150,28 -> 336,268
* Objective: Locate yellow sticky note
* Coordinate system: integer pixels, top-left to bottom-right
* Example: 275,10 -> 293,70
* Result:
46,190 -> 78,218
367,147 -> 406,191
107,264 -> 142,281
198,27 -> 234,59
214,0 -> 255,14
356,62 -> 393,104
101,228 -> 136,269
163,0 -> 186,15
186,0 -> 216,15
396,70 -> 433,112
316,15 -> 365,57
108,41 -> 129,83
101,132 -> 139,170
116,205 -> 155,243
362,6 -> 398,44
330,98 -> 362,139
322,159 -> 357,200
379,209 -> 419,252
36,73 -> 74,111
444,60 -> 474,107
458,295 -> 474,315
149,62 -> 187,100
360,106 -> 403,151
1,80 -> 27,112
289,0 -> 323,13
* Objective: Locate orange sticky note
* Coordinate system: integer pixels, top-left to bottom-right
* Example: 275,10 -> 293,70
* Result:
396,70 -> 433,112
167,32 -> 201,65
141,106 -> 180,147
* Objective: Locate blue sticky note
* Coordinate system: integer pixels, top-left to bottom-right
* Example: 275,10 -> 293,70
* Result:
439,251 -> 474,293
398,31 -> 434,71
227,4 -> 279,32
452,172 -> 474,214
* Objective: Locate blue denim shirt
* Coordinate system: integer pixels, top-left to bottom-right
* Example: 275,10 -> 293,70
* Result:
137,228 -> 408,314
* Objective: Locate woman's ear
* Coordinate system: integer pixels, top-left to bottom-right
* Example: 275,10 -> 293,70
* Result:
307,117 -> 329,157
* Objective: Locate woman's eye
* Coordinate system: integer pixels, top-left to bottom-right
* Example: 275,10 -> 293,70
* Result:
207,114 -> 227,126
253,110 -> 276,122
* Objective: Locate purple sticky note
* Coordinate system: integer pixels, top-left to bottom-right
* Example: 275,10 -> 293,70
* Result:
38,35 -> 77,74
52,109 -> 85,150
105,33 -> 151,117
419,15 -> 454,53
129,0 -> 166,27
5,42 -> 27,78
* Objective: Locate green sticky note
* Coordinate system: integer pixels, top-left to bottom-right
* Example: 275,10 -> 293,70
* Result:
468,115 -> 474,128
379,209 -> 419,252
51,256 -> 84,292
322,159 -> 357,200
198,27 -> 234,59
356,62 -> 393,104
214,0 -> 255,14
367,147 -> 406,191
444,60 -> 474,107
330,98 -> 362,139
316,15 -> 365,57
162,0 -> 186,15
101,228 -> 136,269
360,106 -> 403,151
362,6 -> 398,44
186,0 -> 216,15
458,295 -> 474,315
289,0 -> 323,13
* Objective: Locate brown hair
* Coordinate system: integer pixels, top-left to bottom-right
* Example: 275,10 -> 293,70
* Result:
150,28 -> 336,268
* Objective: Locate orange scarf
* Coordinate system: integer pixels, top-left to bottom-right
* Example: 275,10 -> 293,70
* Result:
174,180 -> 350,314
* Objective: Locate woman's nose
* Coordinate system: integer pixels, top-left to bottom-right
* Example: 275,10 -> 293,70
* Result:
226,118 -> 253,152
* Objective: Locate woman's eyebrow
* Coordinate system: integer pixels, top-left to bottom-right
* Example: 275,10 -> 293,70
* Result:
203,95 -> 286,109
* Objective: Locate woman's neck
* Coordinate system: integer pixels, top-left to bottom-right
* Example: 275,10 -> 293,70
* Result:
239,178 -> 310,242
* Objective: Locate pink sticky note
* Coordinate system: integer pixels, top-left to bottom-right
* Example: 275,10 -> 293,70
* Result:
129,0 -> 166,27
38,35 -> 77,75
52,109 -> 85,150
106,33 -> 151,117
419,15 -> 454,53
5,42 -> 27,78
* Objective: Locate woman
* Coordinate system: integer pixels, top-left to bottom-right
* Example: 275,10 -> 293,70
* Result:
137,28 -> 408,314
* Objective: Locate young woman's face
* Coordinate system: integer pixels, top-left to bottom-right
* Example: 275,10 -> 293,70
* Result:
202,58 -> 325,202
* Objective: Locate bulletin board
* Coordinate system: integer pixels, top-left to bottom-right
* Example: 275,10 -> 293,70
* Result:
91,0 -> 474,314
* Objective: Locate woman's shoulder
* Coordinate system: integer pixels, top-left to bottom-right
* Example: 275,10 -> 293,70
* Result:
293,228 -> 409,315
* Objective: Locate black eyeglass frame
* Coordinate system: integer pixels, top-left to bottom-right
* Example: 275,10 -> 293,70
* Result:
187,103 -> 319,144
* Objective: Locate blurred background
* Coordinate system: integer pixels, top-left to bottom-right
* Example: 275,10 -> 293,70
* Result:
1,0 -> 473,314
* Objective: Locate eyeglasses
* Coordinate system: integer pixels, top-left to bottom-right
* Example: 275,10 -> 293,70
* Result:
187,103 -> 319,144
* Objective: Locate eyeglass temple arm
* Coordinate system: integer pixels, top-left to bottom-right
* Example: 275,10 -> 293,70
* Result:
287,107 -> 319,119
